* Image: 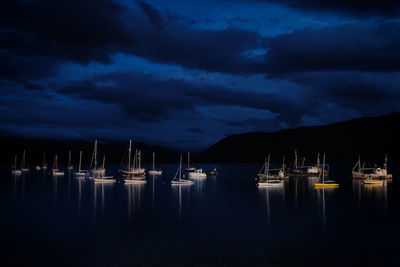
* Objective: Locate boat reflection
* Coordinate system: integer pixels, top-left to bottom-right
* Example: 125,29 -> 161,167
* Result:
93,181 -> 115,219
125,182 -> 146,220
316,188 -> 336,230
258,185 -> 284,224
172,184 -> 191,218
353,179 -> 389,211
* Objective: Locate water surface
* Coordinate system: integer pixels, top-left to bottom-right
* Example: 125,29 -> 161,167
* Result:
1,163 -> 399,266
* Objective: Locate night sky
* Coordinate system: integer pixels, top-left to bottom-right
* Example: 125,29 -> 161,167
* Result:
1,0 -> 399,150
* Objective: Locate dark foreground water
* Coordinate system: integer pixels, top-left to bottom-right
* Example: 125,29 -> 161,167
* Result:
1,163 -> 400,266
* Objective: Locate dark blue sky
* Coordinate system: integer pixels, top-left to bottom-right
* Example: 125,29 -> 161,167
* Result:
1,0 -> 399,150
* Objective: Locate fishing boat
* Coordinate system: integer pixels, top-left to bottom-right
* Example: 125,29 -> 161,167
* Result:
148,152 -> 163,175
35,165 -> 41,171
67,150 -> 74,170
257,155 -> 284,187
11,154 -> 22,175
188,168 -> 207,178
74,151 -> 90,177
278,156 -> 289,179
20,150 -> 29,172
352,155 -> 392,179
289,151 -> 322,176
121,139 -> 146,177
314,154 -> 338,188
52,155 -> 64,176
42,153 -> 48,170
184,152 -> 196,173
171,155 -> 193,185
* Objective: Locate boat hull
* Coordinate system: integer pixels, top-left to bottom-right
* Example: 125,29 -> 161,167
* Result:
171,180 -> 193,185
352,171 -> 392,179
148,170 -> 163,175
314,183 -> 339,188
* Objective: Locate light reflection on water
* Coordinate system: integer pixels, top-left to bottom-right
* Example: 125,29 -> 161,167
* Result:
2,163 -> 399,265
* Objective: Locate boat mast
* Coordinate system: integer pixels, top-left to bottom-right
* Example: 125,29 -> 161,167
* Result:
128,139 -> 132,171
102,155 -> 105,170
68,150 -> 71,167
94,140 -> 97,170
317,152 -> 320,168
322,154 -> 326,184
187,152 -> 190,168
138,150 -> 141,169
55,155 -> 58,169
294,150 -> 298,170
179,155 -> 182,180
78,151 -> 82,172
266,154 -> 270,181
43,153 -> 46,167
152,152 -> 155,170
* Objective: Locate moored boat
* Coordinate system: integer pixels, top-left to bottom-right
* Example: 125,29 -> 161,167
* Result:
172,155 -> 193,185
352,155 -> 392,179
314,154 -> 338,188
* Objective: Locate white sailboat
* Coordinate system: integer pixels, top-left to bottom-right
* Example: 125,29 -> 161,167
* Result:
74,151 -> 90,177
52,155 -> 64,176
184,152 -> 196,172
257,155 -> 284,187
122,139 -> 145,177
171,155 -> 193,185
21,150 -> 29,172
90,140 -> 105,177
90,143 -> 116,183
67,150 -> 74,170
148,152 -> 162,175
11,154 -> 22,175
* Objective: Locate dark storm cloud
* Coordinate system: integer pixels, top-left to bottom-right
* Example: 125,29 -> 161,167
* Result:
290,71 -> 400,113
137,0 -> 166,30
263,23 -> 400,76
0,0 -> 265,81
0,0 -> 133,63
230,0 -> 400,17
59,71 -> 307,125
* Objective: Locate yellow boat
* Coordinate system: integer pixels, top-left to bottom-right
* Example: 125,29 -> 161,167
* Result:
313,154 -> 339,189
314,182 -> 339,188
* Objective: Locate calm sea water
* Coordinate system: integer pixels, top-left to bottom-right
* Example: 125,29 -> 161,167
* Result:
1,163 -> 400,266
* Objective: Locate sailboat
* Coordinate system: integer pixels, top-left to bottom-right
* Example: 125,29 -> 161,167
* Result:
92,155 -> 115,182
21,150 -> 29,172
314,154 -> 338,188
148,152 -> 163,175
90,140 -> 105,177
11,154 -> 22,175
52,155 -> 64,176
42,153 -> 48,170
257,155 -> 284,187
184,152 -> 196,172
171,155 -> 193,185
74,151 -> 90,177
122,139 -> 146,177
67,150 -> 74,170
